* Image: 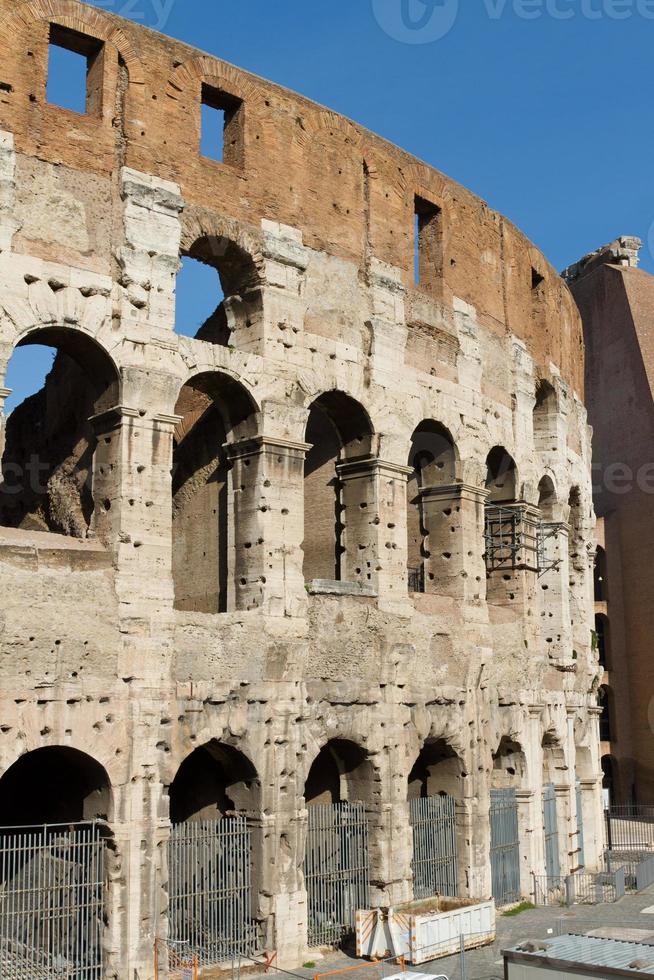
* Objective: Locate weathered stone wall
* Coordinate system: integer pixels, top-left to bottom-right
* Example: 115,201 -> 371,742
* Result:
0,2 -> 602,978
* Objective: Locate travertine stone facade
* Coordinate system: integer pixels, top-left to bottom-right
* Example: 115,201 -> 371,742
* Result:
0,2 -> 602,977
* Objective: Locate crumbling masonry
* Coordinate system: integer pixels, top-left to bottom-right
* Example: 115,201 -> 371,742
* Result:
0,2 -> 603,977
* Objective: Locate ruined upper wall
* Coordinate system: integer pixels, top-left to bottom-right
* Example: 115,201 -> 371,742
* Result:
0,0 -> 583,395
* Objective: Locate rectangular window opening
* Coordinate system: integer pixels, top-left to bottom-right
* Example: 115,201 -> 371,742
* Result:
201,84 -> 244,168
414,196 -> 443,289
47,24 -> 104,116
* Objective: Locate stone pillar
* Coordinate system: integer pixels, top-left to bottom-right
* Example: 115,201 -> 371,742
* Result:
554,783 -> 573,878
526,708 -> 546,884
565,711 -> 580,873
225,436 -> 310,618
90,405 -> 179,677
539,522 -> 572,660
580,706 -> 607,870
419,483 -> 487,601
515,789 -> 537,897
0,130 -> 18,252
336,456 -> 412,609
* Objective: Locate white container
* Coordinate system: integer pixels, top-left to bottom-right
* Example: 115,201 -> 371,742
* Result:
356,901 -> 496,965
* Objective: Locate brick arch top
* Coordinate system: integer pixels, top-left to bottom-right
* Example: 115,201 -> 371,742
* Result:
7,0 -> 145,86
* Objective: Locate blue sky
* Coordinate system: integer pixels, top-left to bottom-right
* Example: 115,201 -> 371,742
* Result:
7,0 -> 654,412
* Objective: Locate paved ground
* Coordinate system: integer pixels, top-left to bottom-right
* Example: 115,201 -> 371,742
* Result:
255,888 -> 654,980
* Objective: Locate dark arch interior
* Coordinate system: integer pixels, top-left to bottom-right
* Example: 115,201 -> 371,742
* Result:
485,447 -> 517,503
408,421 -> 458,488
169,741 -> 260,824
595,546 -> 608,602
538,476 -> 556,521
408,738 -> 463,800
303,392 -> 373,583
172,372 -> 259,613
305,739 -> 373,806
0,747 -> 111,826
492,736 -> 526,787
0,329 -> 120,538
595,613 -> 610,669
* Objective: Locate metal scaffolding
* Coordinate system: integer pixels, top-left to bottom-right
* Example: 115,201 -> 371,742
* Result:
484,506 -> 561,576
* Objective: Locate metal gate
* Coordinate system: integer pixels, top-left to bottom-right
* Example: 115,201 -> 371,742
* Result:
543,783 -> 560,884
304,802 -> 369,948
490,788 -> 521,906
0,821 -> 105,980
168,817 -> 256,967
410,794 -> 458,899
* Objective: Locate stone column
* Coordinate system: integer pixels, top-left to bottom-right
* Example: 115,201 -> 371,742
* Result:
89,405 -> 180,677
418,483 -> 488,602
515,789 -> 537,897
539,522 -> 572,660
581,706 -> 607,870
486,503 -> 540,615
336,457 -> 412,610
526,707 -> 546,884
565,710 -> 580,873
225,436 -> 310,618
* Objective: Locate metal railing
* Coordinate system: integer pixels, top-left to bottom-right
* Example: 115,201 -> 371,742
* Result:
168,816 -> 257,968
408,565 -> 425,593
490,789 -> 520,907
533,867 -> 626,907
484,507 -> 561,575
0,821 -> 105,980
605,805 -> 654,851
305,802 -> 370,948
410,794 -> 458,899
636,853 -> 654,892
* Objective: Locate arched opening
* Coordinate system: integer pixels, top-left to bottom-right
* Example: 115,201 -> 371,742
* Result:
533,380 -> 558,452
0,747 -> 112,976
595,613 -> 610,669
172,372 -> 259,613
598,685 -> 614,743
0,746 -> 111,826
538,475 -> 557,522
0,328 -> 120,540
602,754 -> 618,807
175,236 -> 262,345
595,546 -> 608,602
408,739 -> 465,898
302,392 -> 373,585
492,736 -> 526,790
485,447 -> 517,504
304,739 -> 373,947
167,742 -> 262,962
407,421 -> 459,594
169,741 -> 260,824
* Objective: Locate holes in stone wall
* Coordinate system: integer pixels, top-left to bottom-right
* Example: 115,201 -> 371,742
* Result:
46,25 -> 104,116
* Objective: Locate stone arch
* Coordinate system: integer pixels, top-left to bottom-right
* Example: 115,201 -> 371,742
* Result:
595,612 -> 610,669
0,745 -> 112,826
168,740 -> 261,824
538,474 -> 558,522
178,209 -> 265,345
485,446 -> 518,503
492,735 -> 527,790
172,370 -> 260,613
595,545 -> 608,602
407,421 -> 461,595
0,325 -> 121,539
304,738 -> 377,806
302,390 -> 374,584
533,378 -> 559,452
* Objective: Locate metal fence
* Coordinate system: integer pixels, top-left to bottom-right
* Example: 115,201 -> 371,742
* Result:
408,565 -> 425,593
168,816 -> 257,967
543,784 -> 560,885
410,793 -> 458,900
490,788 -> 521,907
636,853 -> 654,892
305,802 -> 370,948
533,867 -> 626,907
605,805 -> 654,851
0,821 -> 105,980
